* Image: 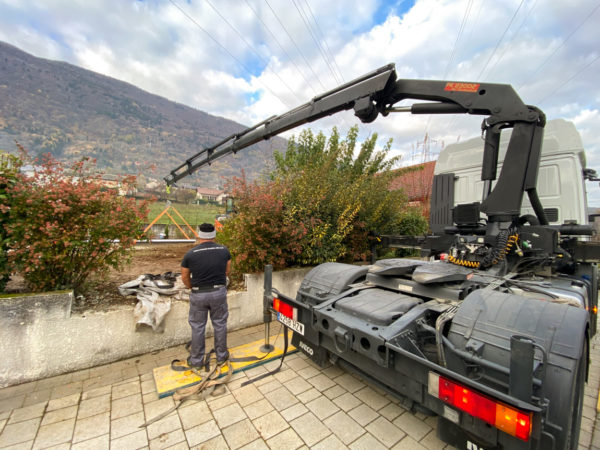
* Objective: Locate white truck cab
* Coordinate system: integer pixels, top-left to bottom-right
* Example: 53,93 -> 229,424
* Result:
434,119 -> 590,226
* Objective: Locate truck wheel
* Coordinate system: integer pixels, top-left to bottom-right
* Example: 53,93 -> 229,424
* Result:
550,336 -> 587,449
565,337 -> 587,449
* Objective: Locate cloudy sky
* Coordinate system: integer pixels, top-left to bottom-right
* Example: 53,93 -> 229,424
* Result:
1,0 -> 600,204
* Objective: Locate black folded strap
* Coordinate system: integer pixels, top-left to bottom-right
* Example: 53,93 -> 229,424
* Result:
241,330 -> 289,386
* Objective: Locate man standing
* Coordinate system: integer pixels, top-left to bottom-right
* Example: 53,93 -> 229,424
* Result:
181,223 -> 231,369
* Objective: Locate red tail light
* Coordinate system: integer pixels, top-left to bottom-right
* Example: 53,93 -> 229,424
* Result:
272,297 -> 297,320
429,372 -> 532,441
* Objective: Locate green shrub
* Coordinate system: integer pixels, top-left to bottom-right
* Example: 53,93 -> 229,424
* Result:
220,126 -> 428,272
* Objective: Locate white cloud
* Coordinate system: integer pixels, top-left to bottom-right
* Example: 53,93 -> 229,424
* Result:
1,0 -> 599,204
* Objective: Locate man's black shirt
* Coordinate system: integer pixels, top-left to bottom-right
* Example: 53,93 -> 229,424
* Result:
181,242 -> 231,287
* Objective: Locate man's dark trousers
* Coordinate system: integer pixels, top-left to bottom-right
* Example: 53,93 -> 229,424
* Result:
188,286 -> 228,366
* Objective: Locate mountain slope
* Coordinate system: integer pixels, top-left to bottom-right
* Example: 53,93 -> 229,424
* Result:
0,41 -> 286,186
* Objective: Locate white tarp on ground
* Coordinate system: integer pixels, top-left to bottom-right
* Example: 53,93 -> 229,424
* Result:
118,272 -> 187,332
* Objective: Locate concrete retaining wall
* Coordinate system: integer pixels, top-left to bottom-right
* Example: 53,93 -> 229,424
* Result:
0,267 -> 312,388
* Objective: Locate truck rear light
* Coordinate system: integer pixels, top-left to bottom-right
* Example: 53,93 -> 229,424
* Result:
272,297 -> 297,320
428,372 -> 532,441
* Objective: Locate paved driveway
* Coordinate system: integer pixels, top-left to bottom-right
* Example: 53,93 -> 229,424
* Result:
1,323 -> 599,449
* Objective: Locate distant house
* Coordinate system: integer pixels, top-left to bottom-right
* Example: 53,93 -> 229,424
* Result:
96,174 -> 137,196
196,187 -> 227,204
389,161 -> 436,217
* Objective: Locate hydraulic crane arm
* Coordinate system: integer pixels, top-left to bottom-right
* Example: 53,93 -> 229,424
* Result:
165,63 -> 546,224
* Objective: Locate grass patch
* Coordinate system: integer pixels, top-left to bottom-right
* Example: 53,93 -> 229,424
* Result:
145,202 -> 225,226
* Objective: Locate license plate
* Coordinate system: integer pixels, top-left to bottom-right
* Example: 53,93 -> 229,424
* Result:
277,312 -> 305,335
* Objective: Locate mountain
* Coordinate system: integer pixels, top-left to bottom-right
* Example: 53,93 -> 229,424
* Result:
0,41 -> 287,187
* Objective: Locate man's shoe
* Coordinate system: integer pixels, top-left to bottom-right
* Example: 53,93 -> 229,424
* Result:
186,356 -> 203,370
216,350 -> 230,366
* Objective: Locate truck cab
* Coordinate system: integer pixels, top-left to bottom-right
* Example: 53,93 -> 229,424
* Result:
434,118 -> 590,227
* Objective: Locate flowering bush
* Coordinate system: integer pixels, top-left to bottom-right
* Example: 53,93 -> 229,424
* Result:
220,126 -> 428,272
219,176 -> 307,273
1,148 -> 149,294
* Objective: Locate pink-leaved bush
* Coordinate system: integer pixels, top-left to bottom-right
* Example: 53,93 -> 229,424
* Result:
1,148 -> 149,294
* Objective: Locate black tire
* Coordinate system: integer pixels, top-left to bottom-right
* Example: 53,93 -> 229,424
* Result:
565,337 -> 587,449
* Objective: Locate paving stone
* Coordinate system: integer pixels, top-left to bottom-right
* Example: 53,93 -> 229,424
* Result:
283,377 -> 312,395
185,419 -> 221,447
348,403 -> 379,426
273,367 -> 298,384
267,386 -> 299,411
243,399 -> 274,420
392,411 -> 432,441
112,380 -> 142,400
365,416 -> 406,447
296,388 -> 320,404
81,385 -> 111,401
149,427 -> 186,450
0,394 -> 25,413
141,380 -> 156,395
50,382 -> 83,400
333,373 -> 365,393
0,417 -> 41,447
0,382 -> 37,401
392,435 -> 427,449
420,428 -> 447,450
192,433 -> 229,449
307,374 -> 337,392
323,410 -> 365,445
378,402 -> 404,422
206,393 -> 236,411
111,411 -> 145,439
70,369 -> 91,382
310,433 -> 346,449
147,412 -> 183,441
32,417 -> 75,449
110,428 -> 148,450
222,418 -> 260,449
285,357 -> 310,372
265,427 -> 304,449
256,379 -> 283,395
349,432 -> 389,450
252,410 -> 288,440
239,437 -> 269,449
0,440 -> 34,450
177,400 -> 212,430
354,386 -> 390,411
78,393 -> 111,419
41,405 -> 78,426
281,403 -> 309,422
113,393 -> 144,420
306,395 -> 340,420
23,389 -> 52,407
333,392 -> 363,412
8,401 -> 47,424
70,433 -> 110,450
72,411 -> 110,443
36,374 -> 73,392
212,402 -> 247,429
232,384 -> 264,407
290,412 -> 332,447
47,393 -> 81,412
297,365 -> 321,380
322,385 -> 347,400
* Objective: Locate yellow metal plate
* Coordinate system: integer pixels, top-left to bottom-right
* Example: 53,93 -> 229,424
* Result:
153,332 -> 296,398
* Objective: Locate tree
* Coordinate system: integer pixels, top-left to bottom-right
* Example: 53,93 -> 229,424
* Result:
220,126 -> 428,272
2,148 -> 150,294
